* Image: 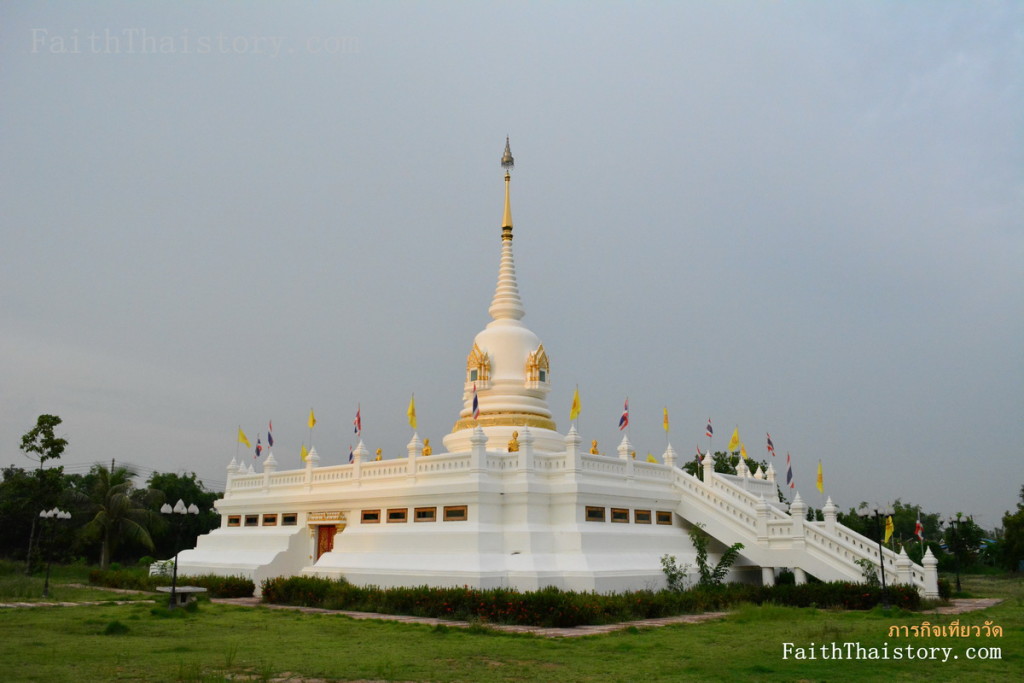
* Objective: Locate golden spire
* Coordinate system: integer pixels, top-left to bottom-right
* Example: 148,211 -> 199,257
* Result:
501,137 -> 514,233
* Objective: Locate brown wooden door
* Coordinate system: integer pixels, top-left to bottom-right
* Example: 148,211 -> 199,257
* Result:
316,525 -> 336,561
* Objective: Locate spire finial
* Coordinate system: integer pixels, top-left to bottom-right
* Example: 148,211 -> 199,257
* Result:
501,136 -> 514,172
501,137 -> 514,231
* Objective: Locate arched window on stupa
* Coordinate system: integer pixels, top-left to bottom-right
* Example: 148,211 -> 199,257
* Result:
466,343 -> 491,389
525,344 -> 550,389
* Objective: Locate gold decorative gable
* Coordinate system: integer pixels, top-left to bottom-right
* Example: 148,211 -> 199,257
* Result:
466,343 -> 491,383
525,344 -> 550,383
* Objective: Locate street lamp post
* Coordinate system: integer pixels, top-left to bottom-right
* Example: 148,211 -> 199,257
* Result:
943,514 -> 964,594
857,504 -> 893,607
160,499 -> 199,609
38,507 -> 71,598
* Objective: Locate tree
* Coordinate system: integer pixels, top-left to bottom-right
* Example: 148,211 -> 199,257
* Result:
0,466 -> 53,560
19,415 -> 68,571
682,451 -> 770,480
943,512 -> 986,572
20,415 -> 68,468
689,523 -> 744,587
146,472 -> 220,558
1000,485 -> 1024,572
837,499 -> 942,563
71,465 -> 159,569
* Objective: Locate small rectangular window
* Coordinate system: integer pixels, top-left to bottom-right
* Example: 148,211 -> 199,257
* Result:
611,508 -> 629,523
634,509 -> 652,524
656,511 -> 673,525
470,369 -> 478,381
281,513 -> 298,526
443,505 -> 468,521
387,508 -> 408,523
585,506 -> 605,522
262,514 -> 277,526
244,514 -> 259,527
227,515 -> 241,527
414,507 -> 437,522
361,509 -> 381,524
539,369 -> 547,382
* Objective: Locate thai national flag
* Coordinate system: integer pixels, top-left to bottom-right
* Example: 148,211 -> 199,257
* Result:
255,437 -> 262,459
472,383 -> 480,420
915,518 -> 924,541
766,433 -> 775,456
618,399 -> 629,430
786,452 -> 794,489
267,421 -> 274,448
705,419 -> 713,438
353,407 -> 361,435
348,446 -> 354,464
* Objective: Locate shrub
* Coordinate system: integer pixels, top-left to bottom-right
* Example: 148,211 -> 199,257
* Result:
660,554 -> 690,592
185,574 -> 254,598
103,620 -> 129,635
258,577 -> 921,626
90,568 -> 253,598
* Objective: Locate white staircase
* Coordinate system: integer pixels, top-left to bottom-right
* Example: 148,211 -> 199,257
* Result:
672,457 -> 939,598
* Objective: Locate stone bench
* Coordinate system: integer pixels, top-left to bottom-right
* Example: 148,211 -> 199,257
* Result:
156,585 -> 207,607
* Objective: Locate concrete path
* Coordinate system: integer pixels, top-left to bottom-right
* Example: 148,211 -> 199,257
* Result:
210,596 -> 729,637
209,596 -> 1003,638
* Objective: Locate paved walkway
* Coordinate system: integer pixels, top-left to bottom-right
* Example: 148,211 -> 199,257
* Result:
210,596 -> 729,637
209,596 -> 1004,638
927,598 -> 1003,615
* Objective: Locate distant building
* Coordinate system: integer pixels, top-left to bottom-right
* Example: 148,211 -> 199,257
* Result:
177,142 -> 938,598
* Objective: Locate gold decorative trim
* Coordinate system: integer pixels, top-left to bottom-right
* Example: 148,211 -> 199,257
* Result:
525,344 -> 550,383
453,413 -> 557,432
466,343 -> 491,383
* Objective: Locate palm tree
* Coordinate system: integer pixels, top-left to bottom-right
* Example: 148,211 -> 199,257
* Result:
71,465 -> 159,569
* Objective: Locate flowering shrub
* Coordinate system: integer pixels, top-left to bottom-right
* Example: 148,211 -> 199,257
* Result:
259,577 -> 919,626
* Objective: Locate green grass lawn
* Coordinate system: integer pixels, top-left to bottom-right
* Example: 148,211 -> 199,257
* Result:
0,561 -> 154,603
0,570 -> 1020,682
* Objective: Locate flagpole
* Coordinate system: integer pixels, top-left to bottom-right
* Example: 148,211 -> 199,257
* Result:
574,384 -> 580,437
235,425 -> 240,459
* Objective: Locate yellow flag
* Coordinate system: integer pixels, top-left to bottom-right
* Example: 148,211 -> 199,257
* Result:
237,428 -> 251,448
569,387 -> 581,421
816,460 -> 824,494
407,394 -> 417,429
646,453 -> 658,463
308,409 -> 316,429
662,407 -> 670,432
727,427 -> 741,452
300,444 -> 309,462
884,515 -> 894,544
739,442 -> 748,459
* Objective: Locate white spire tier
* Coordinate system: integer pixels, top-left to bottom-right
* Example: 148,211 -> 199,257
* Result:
487,172 -> 525,321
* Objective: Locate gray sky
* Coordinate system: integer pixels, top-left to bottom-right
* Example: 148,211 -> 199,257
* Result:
2,2 -> 1021,530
